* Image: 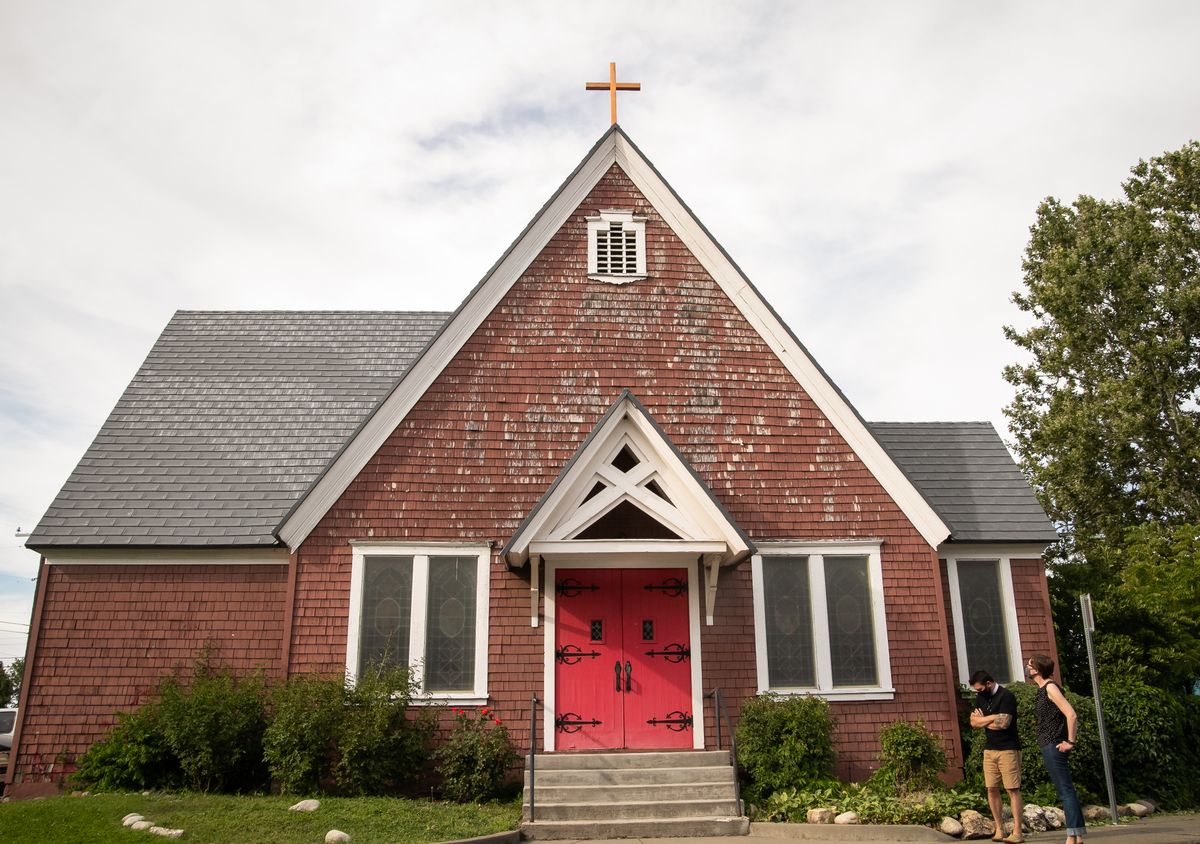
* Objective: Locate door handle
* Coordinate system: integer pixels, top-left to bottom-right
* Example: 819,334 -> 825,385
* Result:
624,660 -> 632,692
615,660 -> 622,693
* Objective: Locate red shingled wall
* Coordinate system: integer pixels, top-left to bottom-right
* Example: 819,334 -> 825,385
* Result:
9,564 -> 287,793
1011,558 -> 1059,671
290,165 -> 965,778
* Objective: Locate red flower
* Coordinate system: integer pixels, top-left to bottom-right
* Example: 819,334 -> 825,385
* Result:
494,718 -> 502,725
481,708 -> 489,715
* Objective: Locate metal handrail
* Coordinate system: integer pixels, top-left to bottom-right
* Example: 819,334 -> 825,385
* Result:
705,687 -> 742,816
528,694 -> 540,822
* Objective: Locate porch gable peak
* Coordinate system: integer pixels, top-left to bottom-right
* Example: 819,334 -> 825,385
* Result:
503,390 -> 753,569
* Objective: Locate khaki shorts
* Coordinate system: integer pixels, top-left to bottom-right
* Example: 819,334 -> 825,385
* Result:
983,749 -> 1021,789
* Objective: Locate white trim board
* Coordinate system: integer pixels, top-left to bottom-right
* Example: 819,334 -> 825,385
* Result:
277,128 -> 950,552
41,547 -> 290,566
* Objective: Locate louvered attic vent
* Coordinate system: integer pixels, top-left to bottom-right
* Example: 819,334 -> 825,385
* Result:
587,209 -> 647,283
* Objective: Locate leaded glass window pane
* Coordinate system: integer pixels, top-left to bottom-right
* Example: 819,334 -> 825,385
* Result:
957,560 -> 1010,681
424,555 -> 477,692
763,555 -> 815,687
360,555 -> 413,671
824,555 -> 877,686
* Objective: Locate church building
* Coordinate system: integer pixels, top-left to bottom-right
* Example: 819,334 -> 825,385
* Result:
8,121 -> 1058,801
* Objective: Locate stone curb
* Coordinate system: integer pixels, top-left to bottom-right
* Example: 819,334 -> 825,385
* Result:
749,822 -> 948,841
431,832 -> 522,844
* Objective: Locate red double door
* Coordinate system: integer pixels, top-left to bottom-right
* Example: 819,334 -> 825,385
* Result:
554,567 -> 693,750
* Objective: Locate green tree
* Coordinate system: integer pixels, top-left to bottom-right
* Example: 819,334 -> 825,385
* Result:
9,657 -> 24,705
1004,140 -> 1200,693
0,661 -> 13,707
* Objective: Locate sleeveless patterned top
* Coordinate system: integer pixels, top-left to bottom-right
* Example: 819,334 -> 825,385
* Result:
1035,681 -> 1068,746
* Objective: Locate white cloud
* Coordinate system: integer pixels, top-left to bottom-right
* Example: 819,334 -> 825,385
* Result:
2,0 -> 1199,646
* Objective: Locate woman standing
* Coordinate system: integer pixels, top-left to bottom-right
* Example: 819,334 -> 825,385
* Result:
1027,654 -> 1086,843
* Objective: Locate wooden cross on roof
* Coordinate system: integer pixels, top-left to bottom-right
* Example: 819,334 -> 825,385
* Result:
586,62 -> 640,126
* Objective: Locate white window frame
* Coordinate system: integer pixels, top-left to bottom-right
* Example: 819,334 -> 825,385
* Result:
347,542 -> 490,704
587,209 -> 647,283
751,542 -> 893,701
944,552 -> 1023,685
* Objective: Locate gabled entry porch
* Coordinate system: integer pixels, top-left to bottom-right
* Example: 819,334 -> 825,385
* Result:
503,391 -> 754,753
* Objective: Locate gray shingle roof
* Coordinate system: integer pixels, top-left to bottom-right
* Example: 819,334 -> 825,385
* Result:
29,312 -> 1056,549
28,311 -> 449,548
868,422 -> 1058,544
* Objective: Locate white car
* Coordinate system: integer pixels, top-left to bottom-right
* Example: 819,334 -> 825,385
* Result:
0,708 -> 14,750
0,708 -> 13,774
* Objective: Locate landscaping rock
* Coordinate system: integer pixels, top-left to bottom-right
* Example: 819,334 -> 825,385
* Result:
1134,797 -> 1160,812
325,831 -> 350,844
1022,805 -> 1048,832
122,814 -> 145,827
1126,802 -> 1151,817
1083,805 -> 1110,821
1116,804 -> 1135,817
806,808 -> 835,824
289,798 -> 321,812
939,816 -> 964,837
1043,806 -> 1065,829
131,821 -> 154,831
959,809 -> 994,839
148,827 -> 184,839
834,811 -> 859,824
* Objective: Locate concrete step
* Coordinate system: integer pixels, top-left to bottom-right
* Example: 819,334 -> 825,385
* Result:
520,815 -> 750,840
528,749 -> 729,770
525,797 -> 741,821
526,780 -> 735,804
526,763 -> 735,786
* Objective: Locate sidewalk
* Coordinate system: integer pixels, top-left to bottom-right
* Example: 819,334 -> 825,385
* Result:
537,812 -> 1200,844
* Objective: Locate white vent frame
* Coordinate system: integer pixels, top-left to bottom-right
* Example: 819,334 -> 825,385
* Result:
587,209 -> 647,283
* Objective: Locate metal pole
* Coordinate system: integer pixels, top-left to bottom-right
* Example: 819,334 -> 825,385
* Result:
714,688 -> 722,749
1080,594 -> 1119,823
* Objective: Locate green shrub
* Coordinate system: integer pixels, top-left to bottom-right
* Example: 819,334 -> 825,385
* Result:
760,782 -> 848,821
1099,678 -> 1200,808
433,706 -> 519,802
157,666 -> 268,793
736,694 -> 836,804
334,662 -> 433,795
71,703 -> 180,791
871,719 -> 947,794
962,679 -> 1200,808
760,781 -> 985,824
263,674 -> 345,794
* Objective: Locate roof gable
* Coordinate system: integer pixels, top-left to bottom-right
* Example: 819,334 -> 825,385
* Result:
503,390 -> 753,565
278,127 -> 950,550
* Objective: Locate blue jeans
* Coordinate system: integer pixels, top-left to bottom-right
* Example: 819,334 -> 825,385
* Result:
1041,744 -> 1086,836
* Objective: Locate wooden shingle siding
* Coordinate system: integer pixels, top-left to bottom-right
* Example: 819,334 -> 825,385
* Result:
1010,557 -> 1059,672
11,564 -> 287,786
292,167 -> 964,776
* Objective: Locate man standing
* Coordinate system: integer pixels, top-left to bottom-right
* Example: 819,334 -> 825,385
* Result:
970,669 -> 1024,843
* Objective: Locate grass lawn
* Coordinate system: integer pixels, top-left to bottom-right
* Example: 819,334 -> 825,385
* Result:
0,792 -> 521,844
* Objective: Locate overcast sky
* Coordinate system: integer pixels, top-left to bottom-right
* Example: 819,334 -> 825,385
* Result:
1,1 -> 1197,664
